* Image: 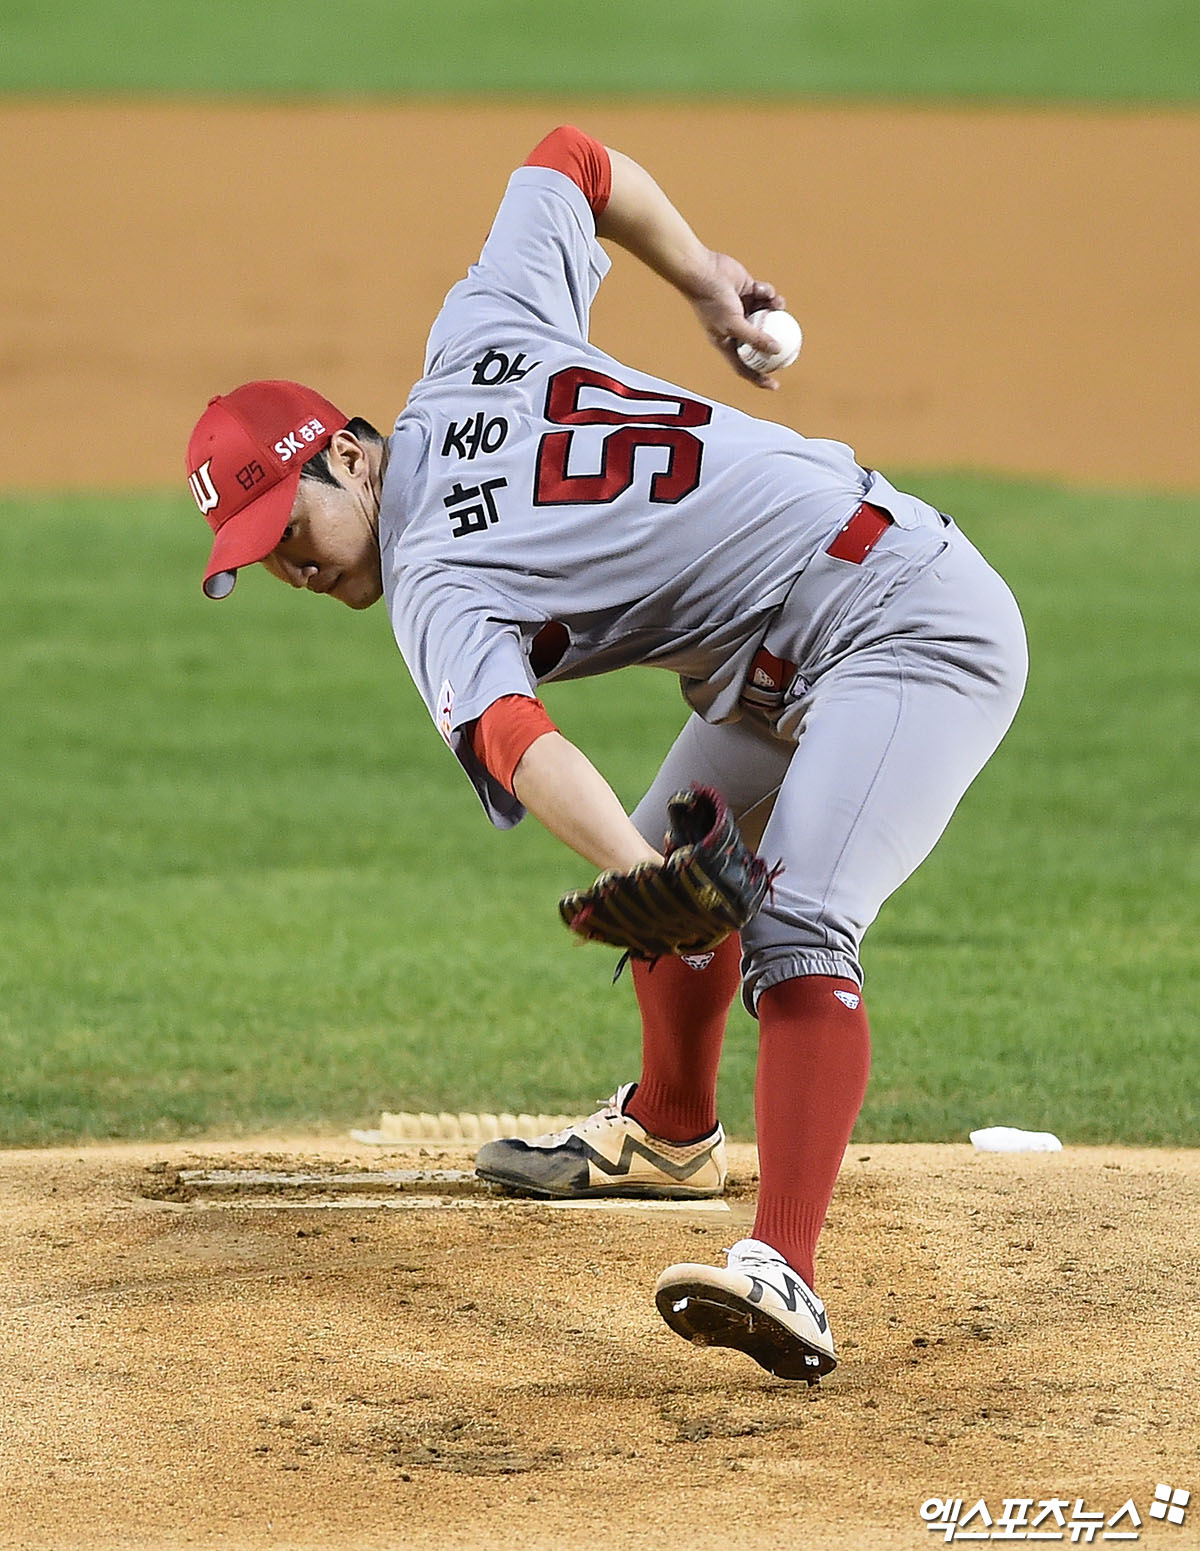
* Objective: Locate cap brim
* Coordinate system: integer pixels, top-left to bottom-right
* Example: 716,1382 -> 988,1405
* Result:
201,469 -> 302,600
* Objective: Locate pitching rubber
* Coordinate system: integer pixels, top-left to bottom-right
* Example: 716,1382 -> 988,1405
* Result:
476,1165 -> 725,1200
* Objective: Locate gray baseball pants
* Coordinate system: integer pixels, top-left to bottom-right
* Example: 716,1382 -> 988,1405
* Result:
632,506 -> 1028,1010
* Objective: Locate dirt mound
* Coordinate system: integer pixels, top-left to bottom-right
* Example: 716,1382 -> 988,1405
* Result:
1,1136 -> 1195,1549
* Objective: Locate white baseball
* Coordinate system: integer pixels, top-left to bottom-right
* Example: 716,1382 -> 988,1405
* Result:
736,308 -> 803,373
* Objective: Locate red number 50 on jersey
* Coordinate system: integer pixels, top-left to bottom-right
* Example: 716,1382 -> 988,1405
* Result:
534,366 -> 712,506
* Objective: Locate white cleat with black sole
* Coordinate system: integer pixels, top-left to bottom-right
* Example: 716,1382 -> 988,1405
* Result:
655,1237 -> 836,1384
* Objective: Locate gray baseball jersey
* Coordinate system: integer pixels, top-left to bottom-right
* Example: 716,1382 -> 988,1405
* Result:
380,150 -> 1027,996
380,164 -> 887,826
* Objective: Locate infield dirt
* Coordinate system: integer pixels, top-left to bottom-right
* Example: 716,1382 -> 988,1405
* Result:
3,101 -> 1198,494
2,1138 -> 1198,1550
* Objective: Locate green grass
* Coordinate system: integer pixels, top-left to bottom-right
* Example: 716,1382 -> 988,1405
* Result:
0,0 -> 1197,102
1,477 -> 1197,1147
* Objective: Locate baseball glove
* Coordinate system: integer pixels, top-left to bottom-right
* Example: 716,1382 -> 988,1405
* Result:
559,785 -> 774,963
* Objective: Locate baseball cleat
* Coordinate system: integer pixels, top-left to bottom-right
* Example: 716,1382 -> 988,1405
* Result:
474,1082 -> 727,1199
654,1237 -> 836,1383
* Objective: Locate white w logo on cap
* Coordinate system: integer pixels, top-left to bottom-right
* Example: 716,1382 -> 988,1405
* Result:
188,460 -> 219,515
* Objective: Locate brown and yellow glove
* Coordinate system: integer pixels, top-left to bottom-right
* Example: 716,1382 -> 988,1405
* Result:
559,785 -> 773,963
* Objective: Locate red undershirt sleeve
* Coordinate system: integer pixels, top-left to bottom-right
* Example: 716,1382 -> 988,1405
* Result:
523,125 -> 612,217
470,695 -> 559,795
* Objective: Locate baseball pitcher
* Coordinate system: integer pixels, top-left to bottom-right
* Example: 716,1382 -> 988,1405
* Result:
186,127 -> 1027,1383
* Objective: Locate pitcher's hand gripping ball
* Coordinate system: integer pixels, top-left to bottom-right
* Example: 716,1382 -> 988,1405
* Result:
559,786 -> 773,961
737,308 -> 803,373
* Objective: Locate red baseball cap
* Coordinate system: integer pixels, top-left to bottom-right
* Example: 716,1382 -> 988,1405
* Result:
186,380 -> 350,599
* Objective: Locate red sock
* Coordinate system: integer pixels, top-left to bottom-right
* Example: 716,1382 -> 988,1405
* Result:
623,935 -> 742,1142
751,976 -> 871,1289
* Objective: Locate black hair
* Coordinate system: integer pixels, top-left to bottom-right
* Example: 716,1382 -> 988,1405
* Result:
300,417 -> 384,486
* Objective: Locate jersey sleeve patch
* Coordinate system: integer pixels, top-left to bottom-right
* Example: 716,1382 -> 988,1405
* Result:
523,125 -> 612,216
469,694 -> 558,793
